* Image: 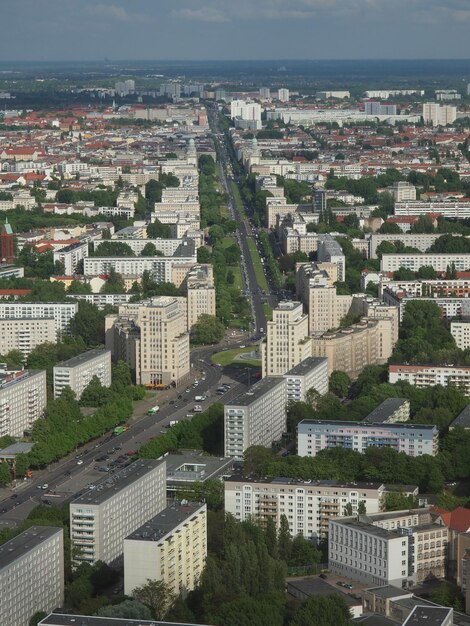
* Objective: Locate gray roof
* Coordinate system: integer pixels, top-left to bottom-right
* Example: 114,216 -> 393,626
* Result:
403,606 -> 453,626
126,502 -> 205,542
165,453 -> 234,484
226,376 -> 285,407
450,403 -> 470,429
54,348 -> 110,370
284,356 -> 328,376
364,585 -> 412,599
299,419 -> 437,432
0,526 -> 62,569
0,442 -> 34,457
353,616 -> 396,626
362,398 -> 409,424
71,459 -> 165,506
39,615 -> 210,626
225,475 -> 384,491
287,577 -> 360,605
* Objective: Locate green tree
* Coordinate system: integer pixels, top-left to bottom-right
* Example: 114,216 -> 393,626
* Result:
146,220 -> 172,239
140,242 -> 158,256
94,241 -> 134,257
96,600 -> 153,620
329,371 -> 351,398
378,221 -> 402,234
132,579 -> 176,621
101,268 -> 126,294
290,594 -> 354,626
0,462 -> 11,486
191,314 -> 225,344
79,375 -> 113,407
68,280 -> 92,294
29,612 -> 47,626
277,515 -> 292,563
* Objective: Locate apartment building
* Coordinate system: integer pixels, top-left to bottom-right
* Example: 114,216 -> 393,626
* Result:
381,253 -> 470,274
329,509 -> 448,587
92,237 -> 195,258
383,289 -> 470,323
83,255 -> 196,282
261,301 -> 312,377
0,526 -> 64,626
0,367 -> 47,437
362,398 -> 410,424
423,102 -> 457,126
0,317 -> 56,356
0,301 -> 78,337
317,234 -> 345,282
389,364 -> 470,396
53,241 -> 88,275
68,293 -> 132,309
53,348 -> 112,400
282,357 -> 329,402
225,477 -> 384,541
224,377 -> 287,458
451,319 -> 470,350
369,233 -> 445,259
124,502 -> 207,596
394,201 -> 470,219
185,264 -> 216,328
106,297 -> 190,387
70,459 -> 166,566
298,420 -> 438,458
311,318 -> 391,379
387,181 -> 417,202
349,296 -> 399,361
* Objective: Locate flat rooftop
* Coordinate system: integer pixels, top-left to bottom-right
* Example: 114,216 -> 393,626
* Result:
287,578 -> 360,606
54,348 -> 110,369
364,585 -> 412,599
362,398 -> 409,424
403,606 -> 453,626
226,376 -> 285,407
225,476 -> 384,490
0,526 -> 61,569
299,419 -> 436,431
165,453 -> 233,483
126,502 -> 205,542
39,615 -> 210,626
71,459 -> 164,506
284,356 -> 327,376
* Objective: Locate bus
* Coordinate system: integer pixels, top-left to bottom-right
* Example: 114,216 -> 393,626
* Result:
113,426 -> 128,436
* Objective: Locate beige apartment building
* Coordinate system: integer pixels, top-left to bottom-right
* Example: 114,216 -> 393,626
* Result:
70,459 -> 166,567
311,318 -> 386,379
0,317 -> 56,356
185,264 -> 216,328
262,301 -> 312,377
124,502 -> 207,597
0,526 -> 64,626
106,297 -> 190,387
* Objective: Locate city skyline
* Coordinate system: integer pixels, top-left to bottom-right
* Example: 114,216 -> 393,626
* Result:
1,0 -> 470,61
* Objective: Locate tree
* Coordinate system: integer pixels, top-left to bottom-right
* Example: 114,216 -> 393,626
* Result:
0,462 -> 11,486
378,220 -> 402,234
94,241 -> 134,257
290,594 -> 354,626
384,492 -> 419,511
343,502 -> 353,516
277,515 -> 292,563
147,220 -> 172,239
29,612 -> 47,626
140,242 -> 158,257
79,375 -> 113,407
68,280 -> 92,294
417,265 -> 437,279
96,600 -> 153,620
329,371 -> 351,398
290,534 -> 321,566
101,268 -> 126,294
191,315 -> 225,345
69,301 -> 107,346
358,500 -> 367,514
132,579 -> 176,620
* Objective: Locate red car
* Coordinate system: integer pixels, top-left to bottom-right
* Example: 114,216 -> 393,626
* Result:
126,450 -> 137,456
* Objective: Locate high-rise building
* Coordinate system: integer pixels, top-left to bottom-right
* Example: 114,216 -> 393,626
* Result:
185,264 -> 216,329
423,102 -> 457,126
115,79 -> 135,96
259,87 -> 271,99
0,301 -> 78,337
224,377 -> 287,458
0,526 -> 64,626
53,242 -> 88,275
105,297 -> 190,387
70,459 -> 166,567
282,357 -> 329,402
386,181 -> 416,202
53,348 -> 112,400
124,502 -> 207,596
261,301 -> 312,377
389,364 -> 470,395
0,218 -> 14,263
364,101 -> 397,116
0,317 -> 56,356
0,366 -> 47,437
278,88 -> 290,102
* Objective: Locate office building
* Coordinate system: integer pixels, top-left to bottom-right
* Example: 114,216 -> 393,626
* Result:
282,357 -> 328,402
0,526 -> 64,626
53,241 -> 88,275
0,317 -> 56,356
124,502 -> 207,596
381,253 -> 470,274
389,364 -> 470,396
451,319 -> 470,350
0,301 -> 78,337
0,367 -> 47,437
261,301 -> 312,377
298,420 -> 438,458
278,88 -> 290,102
329,509 -> 448,587
225,476 -> 384,541
106,297 -> 190,387
362,398 -> 410,424
70,459 -> 166,566
224,376 -> 287,458
53,348 -> 112,400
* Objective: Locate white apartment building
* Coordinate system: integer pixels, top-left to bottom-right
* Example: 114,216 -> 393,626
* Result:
389,364 -> 470,396
124,502 -> 207,596
297,420 -> 438,458
261,301 -> 312,377
0,367 -> 47,437
69,293 -> 132,309
329,509 -> 448,587
224,377 -> 287,458
53,241 -> 88,275
317,235 -> 346,282
381,253 -> 470,274
369,233 -> 444,259
225,477 -> 384,541
0,317 -> 56,356
422,102 -> 457,126
186,264 -> 216,329
0,301 -> 78,337
0,526 -> 64,626
92,237 -> 195,257
282,357 -> 329,402
70,459 -> 166,567
53,349 -> 112,400
83,256 -> 196,282
106,297 -> 190,387
451,320 -> 470,350
278,88 -> 290,102
386,182 -> 417,203
230,100 -> 262,123
394,201 -> 470,219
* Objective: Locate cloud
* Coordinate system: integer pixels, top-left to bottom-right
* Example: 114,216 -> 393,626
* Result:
85,2 -> 147,23
172,6 -> 229,22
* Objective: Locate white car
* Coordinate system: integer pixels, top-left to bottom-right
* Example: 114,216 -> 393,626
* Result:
42,483 -> 48,490
76,460 -> 83,466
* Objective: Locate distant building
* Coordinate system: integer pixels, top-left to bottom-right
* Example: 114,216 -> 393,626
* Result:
0,366 -> 47,437
422,102 -> 457,126
451,319 -> 470,351
53,348 -> 112,400
0,526 -> 64,626
70,459 -> 166,566
53,241 -> 88,275
278,88 -> 290,102
259,87 -> 271,99
365,101 -> 397,116
0,218 -> 14,263
386,181 -> 417,203
389,364 -> 470,396
124,502 -> 207,596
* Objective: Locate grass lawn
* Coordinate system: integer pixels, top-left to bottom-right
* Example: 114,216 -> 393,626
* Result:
247,238 -> 269,292
212,346 -> 261,367
263,303 -> 273,321
230,181 -> 246,218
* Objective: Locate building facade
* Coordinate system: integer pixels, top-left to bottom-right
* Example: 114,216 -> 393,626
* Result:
0,317 -> 56,356
389,364 -> 470,396
282,357 -> 329,402
0,301 -> 78,337
53,348 -> 112,400
0,367 -> 47,437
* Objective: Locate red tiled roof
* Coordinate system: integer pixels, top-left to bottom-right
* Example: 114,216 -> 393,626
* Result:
432,506 -> 470,532
0,289 -> 31,296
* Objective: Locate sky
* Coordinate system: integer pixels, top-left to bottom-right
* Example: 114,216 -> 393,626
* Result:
1,0 -> 469,61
